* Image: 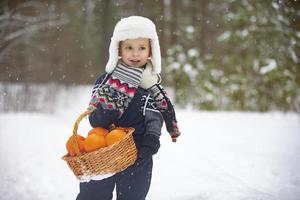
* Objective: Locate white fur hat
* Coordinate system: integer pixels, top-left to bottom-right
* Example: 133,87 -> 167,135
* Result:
105,16 -> 161,74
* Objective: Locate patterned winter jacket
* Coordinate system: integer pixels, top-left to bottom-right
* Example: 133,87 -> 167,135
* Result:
88,73 -> 163,158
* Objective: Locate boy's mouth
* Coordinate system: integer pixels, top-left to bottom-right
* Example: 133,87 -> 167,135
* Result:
129,60 -> 140,65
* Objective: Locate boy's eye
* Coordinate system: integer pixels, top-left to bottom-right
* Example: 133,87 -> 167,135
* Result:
125,46 -> 132,50
140,47 -> 146,50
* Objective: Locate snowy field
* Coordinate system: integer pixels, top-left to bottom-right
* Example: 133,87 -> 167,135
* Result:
0,86 -> 300,200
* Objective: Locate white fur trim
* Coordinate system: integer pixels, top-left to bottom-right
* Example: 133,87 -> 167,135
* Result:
105,16 -> 161,74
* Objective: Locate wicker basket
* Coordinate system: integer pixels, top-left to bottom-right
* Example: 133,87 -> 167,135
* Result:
62,110 -> 137,180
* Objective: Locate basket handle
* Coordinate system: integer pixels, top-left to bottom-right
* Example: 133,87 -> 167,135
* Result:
72,109 -> 94,156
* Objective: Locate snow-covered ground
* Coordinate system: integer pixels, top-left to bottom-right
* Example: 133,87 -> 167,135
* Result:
0,86 -> 299,200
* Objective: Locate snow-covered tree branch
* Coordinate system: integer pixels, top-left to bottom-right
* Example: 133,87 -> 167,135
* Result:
0,1 -> 68,60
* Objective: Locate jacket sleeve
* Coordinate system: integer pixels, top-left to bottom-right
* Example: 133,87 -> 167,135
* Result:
138,95 -> 163,159
88,73 -> 119,128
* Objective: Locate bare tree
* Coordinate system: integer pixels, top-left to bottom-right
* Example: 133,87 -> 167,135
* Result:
170,0 -> 178,45
156,0 -> 165,56
99,0 -> 113,69
0,0 -> 68,67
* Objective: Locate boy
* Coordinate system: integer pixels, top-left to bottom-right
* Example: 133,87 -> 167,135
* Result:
77,16 -> 180,200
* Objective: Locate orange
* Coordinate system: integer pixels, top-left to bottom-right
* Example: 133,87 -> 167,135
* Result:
88,127 -> 109,137
66,135 -> 85,156
105,129 -> 127,146
83,134 -> 107,152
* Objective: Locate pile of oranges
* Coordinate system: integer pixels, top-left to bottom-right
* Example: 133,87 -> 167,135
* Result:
66,127 -> 127,157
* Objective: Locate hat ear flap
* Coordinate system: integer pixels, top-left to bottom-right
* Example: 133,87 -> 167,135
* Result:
105,39 -> 119,73
150,38 -> 161,74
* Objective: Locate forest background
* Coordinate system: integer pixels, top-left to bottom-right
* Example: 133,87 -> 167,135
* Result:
0,0 -> 299,112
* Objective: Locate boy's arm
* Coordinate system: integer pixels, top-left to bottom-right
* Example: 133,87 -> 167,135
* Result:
138,97 -> 163,159
148,84 -> 181,142
88,73 -> 118,128
140,64 -> 181,142
88,64 -> 144,128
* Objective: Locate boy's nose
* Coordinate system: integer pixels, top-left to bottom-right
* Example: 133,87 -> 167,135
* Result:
132,50 -> 139,57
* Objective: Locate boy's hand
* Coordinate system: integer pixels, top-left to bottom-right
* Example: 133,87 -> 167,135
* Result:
137,134 -> 160,160
171,128 -> 181,142
140,64 -> 161,89
137,146 -> 152,159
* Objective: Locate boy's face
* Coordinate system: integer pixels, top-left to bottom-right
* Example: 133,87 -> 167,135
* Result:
119,38 -> 151,68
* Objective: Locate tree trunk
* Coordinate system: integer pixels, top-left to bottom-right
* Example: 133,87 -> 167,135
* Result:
170,0 -> 177,45
157,0 -> 165,56
199,0 -> 208,53
100,0 -> 112,69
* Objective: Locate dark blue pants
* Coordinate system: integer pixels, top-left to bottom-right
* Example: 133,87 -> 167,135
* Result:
76,156 -> 153,200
